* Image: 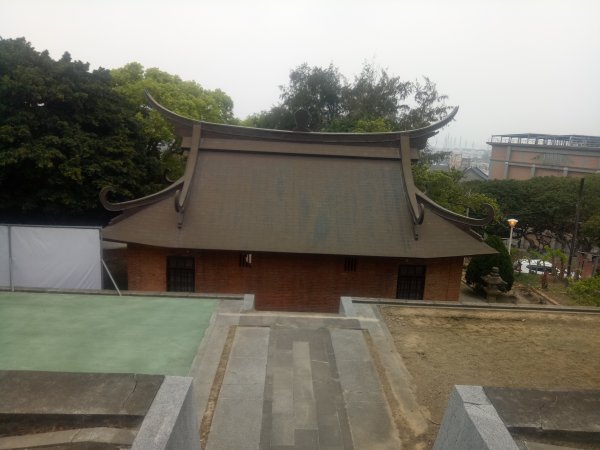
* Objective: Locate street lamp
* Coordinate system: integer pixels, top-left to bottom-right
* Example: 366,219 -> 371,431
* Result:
507,218 -> 518,254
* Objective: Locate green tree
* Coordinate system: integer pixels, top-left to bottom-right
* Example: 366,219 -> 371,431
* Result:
465,235 -> 514,292
412,165 -> 499,219
0,38 -> 162,223
467,177 -> 573,249
244,62 -> 451,132
467,175 -> 600,254
341,63 -> 412,129
582,214 -> 600,249
579,174 -> 600,249
111,62 -> 237,179
281,63 -> 345,130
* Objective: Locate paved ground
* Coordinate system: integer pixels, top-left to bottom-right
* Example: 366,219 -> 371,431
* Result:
0,292 -> 217,375
190,300 -> 415,450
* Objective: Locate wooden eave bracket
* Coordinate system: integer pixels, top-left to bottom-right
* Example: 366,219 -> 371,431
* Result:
174,123 -> 201,228
100,177 -> 185,212
400,136 -> 425,240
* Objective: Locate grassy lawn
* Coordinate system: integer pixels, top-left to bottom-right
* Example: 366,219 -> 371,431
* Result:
0,292 -> 217,375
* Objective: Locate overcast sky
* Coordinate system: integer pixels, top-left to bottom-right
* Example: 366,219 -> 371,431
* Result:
2,0 -> 599,148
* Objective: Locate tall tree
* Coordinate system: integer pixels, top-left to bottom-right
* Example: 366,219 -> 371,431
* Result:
281,63 -> 345,130
466,174 -> 600,253
341,63 -> 411,130
111,62 -> 236,145
110,62 -> 237,178
0,38 -> 162,223
245,62 -> 451,132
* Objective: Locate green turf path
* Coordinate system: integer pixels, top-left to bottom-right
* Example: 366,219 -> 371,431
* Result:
0,292 -> 217,375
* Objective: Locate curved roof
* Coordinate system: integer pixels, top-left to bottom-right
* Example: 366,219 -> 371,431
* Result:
103,150 -> 493,258
145,91 -> 458,150
101,95 -> 494,259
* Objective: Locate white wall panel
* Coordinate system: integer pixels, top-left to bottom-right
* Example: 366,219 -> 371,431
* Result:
0,226 -> 9,287
10,226 -> 101,290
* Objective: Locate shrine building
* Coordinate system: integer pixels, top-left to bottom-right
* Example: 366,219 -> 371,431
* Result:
101,93 -> 495,312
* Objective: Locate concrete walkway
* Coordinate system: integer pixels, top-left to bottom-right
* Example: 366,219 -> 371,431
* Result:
189,301 -> 413,450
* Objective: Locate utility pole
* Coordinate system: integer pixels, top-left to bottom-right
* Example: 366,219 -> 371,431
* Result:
567,178 -> 584,279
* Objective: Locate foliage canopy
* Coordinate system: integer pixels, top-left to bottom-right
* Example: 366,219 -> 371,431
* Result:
0,39 -> 237,222
412,165 -> 499,219
0,38 -> 162,222
568,276 -> 600,307
244,63 -> 450,132
465,174 -> 600,252
111,62 -> 236,149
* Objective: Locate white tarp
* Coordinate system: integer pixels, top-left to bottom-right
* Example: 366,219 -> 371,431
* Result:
0,226 -> 9,287
5,225 -> 102,290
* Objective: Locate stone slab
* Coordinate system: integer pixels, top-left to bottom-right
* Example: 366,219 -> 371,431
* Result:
523,442 -> 582,450
0,371 -> 163,416
331,329 -> 401,449
207,397 -> 265,450
336,360 -> 383,396
206,327 -> 269,450
345,400 -> 402,449
295,429 -> 319,449
293,341 -> 317,429
221,353 -> 269,386
330,329 -> 370,362
0,427 -> 136,450
484,387 -> 600,432
230,326 -> 270,359
271,411 -> 296,446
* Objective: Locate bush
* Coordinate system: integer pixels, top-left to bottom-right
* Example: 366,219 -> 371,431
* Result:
465,235 -> 514,292
568,276 -> 600,306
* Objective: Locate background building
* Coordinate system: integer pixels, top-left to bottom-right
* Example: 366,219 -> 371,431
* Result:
488,133 -> 600,180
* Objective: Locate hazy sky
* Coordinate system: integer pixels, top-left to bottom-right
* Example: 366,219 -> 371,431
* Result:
1,0 -> 599,148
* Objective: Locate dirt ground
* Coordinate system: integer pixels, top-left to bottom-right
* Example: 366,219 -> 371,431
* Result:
380,306 -> 600,449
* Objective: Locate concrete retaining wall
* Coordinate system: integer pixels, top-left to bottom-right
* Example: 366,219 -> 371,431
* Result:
432,386 -> 519,450
133,376 -> 200,450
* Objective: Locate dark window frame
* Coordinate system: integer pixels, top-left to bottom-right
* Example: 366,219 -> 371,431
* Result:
344,256 -> 357,272
167,256 -> 195,292
396,264 -> 426,300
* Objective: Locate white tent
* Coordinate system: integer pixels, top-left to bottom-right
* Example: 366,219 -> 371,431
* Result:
0,225 -> 102,290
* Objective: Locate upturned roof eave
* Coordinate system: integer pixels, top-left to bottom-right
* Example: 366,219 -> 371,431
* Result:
145,91 -> 458,146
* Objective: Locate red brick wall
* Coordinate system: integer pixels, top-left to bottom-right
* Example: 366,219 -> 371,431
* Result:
127,245 -> 463,311
423,257 -> 463,301
128,245 -> 167,292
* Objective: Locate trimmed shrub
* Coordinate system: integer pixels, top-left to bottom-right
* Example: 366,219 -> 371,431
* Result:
465,235 -> 514,292
568,276 -> 600,307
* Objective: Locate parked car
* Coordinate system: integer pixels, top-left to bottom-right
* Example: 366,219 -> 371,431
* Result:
515,259 -> 553,274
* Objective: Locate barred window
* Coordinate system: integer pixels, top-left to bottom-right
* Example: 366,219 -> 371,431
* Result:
396,265 -> 425,300
344,256 -> 357,272
167,256 -> 195,292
